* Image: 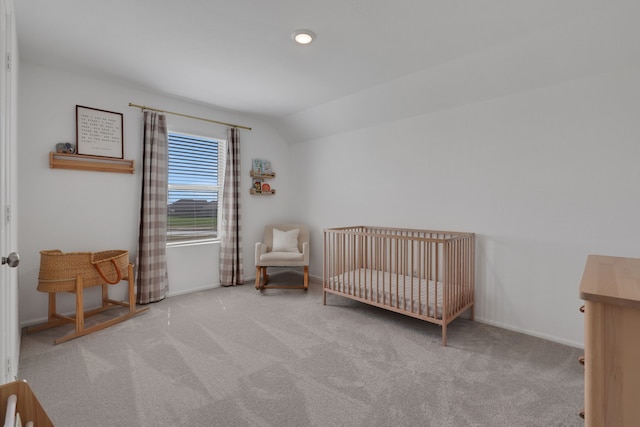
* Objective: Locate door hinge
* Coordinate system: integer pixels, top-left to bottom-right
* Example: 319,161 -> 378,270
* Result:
6,53 -> 10,70
5,206 -> 10,223
6,358 -> 11,375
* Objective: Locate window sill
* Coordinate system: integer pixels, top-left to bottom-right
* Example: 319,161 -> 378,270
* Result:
167,239 -> 220,248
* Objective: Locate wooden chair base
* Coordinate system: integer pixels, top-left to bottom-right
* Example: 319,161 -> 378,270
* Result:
255,266 -> 308,291
26,264 -> 149,344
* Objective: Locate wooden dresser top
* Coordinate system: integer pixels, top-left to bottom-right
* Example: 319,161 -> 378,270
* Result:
580,254 -> 640,309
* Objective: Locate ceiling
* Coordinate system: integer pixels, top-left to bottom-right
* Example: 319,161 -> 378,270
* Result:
13,0 -> 633,124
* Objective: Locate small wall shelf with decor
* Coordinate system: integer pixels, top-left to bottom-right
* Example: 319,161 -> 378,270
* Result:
250,158 -> 275,195
49,152 -> 135,174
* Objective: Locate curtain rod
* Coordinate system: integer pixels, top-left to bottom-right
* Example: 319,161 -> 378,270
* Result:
128,103 -> 252,131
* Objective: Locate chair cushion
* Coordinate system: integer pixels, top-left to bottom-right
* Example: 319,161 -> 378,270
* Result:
272,228 -> 300,253
260,251 -> 305,265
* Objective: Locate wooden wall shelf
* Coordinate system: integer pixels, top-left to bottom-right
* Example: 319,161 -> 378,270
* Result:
250,169 -> 276,195
49,152 -> 135,174
250,171 -> 276,179
249,189 -> 276,195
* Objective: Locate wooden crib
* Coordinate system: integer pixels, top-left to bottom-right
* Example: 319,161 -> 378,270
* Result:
323,226 -> 475,346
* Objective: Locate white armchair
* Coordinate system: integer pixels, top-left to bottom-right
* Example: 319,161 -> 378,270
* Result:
255,224 -> 309,290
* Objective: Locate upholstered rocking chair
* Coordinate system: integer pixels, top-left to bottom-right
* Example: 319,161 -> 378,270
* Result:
255,224 -> 309,290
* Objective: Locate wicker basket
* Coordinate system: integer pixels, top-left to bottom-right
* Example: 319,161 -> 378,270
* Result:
37,250 -> 130,292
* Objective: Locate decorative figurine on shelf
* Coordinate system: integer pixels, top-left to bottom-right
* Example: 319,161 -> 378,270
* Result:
55,142 -> 76,154
253,180 -> 263,193
252,158 -> 263,174
262,160 -> 272,174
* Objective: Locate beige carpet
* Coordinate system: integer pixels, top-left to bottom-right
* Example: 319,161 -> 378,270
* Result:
19,273 -> 584,426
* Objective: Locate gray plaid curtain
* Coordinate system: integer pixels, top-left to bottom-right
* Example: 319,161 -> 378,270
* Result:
219,127 -> 244,286
136,111 -> 169,303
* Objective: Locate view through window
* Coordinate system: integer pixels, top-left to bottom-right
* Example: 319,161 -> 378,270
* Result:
167,132 -> 225,243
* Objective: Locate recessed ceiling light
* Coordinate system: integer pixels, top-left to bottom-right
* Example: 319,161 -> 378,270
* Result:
292,29 -> 316,45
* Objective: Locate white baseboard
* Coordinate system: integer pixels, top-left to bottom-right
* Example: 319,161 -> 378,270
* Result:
167,283 -> 220,297
474,316 -> 584,349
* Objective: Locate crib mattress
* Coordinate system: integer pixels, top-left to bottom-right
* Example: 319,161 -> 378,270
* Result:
327,268 -> 443,319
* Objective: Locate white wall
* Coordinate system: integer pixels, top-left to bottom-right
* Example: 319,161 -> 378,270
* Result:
291,65 -> 640,347
17,62 -> 294,325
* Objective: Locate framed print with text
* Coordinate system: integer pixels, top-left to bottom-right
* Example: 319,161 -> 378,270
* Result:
76,105 -> 124,158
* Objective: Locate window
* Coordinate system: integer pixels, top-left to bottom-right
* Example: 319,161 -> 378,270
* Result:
167,132 -> 225,244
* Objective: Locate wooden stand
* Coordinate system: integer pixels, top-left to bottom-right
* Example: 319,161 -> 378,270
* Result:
0,380 -> 53,426
27,263 -> 149,344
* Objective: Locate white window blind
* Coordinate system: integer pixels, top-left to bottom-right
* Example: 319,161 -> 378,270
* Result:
167,132 -> 225,244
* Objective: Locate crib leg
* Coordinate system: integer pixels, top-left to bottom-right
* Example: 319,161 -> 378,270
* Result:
442,324 -> 447,346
